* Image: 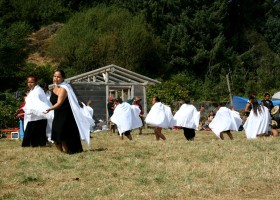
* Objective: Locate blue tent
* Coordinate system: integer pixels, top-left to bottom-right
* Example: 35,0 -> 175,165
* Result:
232,96 -> 280,111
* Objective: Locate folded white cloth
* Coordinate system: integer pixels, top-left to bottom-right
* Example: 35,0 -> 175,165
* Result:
59,82 -> 94,145
23,85 -> 53,138
110,102 -> 142,135
243,105 -> 270,139
172,104 -> 200,129
145,102 -> 174,128
209,107 -> 242,138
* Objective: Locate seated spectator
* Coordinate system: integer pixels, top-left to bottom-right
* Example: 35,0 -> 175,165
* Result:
203,111 -> 215,130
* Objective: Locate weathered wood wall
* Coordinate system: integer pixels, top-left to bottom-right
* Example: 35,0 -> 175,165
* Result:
72,83 -> 107,120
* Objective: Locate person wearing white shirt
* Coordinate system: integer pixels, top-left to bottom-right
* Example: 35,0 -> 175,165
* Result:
22,75 -> 53,147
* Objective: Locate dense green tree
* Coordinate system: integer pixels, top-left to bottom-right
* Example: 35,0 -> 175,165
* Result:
0,0 -> 71,29
146,70 -> 203,110
49,5 -> 165,77
0,0 -> 279,101
0,91 -> 20,128
263,1 -> 280,54
0,21 -> 32,91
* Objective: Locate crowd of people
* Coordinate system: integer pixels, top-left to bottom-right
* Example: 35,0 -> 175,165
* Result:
15,71 -> 279,154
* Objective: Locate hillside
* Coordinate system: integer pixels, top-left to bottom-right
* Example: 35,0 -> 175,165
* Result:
26,23 -> 63,66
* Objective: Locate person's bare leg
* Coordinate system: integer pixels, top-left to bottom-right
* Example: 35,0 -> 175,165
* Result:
156,127 -> 166,140
126,134 -> 133,140
110,125 -> 113,133
154,128 -> 160,140
62,142 -> 69,153
139,127 -> 142,135
119,135 -> 124,140
112,125 -> 115,133
227,132 -> 234,140
55,142 -> 63,152
271,129 -> 279,137
220,132 -> 224,140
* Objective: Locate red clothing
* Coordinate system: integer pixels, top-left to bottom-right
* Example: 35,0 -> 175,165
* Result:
133,102 -> 143,115
18,102 -> 25,120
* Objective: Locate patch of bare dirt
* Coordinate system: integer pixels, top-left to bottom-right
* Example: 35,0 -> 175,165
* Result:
26,22 -> 64,66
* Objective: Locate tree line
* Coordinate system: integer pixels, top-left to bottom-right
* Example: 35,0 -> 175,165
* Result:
0,0 -> 280,127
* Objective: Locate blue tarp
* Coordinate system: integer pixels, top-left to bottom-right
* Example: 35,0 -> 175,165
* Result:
232,96 -> 280,111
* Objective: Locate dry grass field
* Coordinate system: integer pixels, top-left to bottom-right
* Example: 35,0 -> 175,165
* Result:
1,129 -> 280,200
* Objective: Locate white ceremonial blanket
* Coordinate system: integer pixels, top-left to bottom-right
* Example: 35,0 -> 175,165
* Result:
243,106 -> 270,139
23,85 -> 53,138
110,102 -> 142,134
145,102 -> 174,128
172,104 -> 200,129
59,82 -> 94,145
86,106 -> 94,117
209,107 -> 242,138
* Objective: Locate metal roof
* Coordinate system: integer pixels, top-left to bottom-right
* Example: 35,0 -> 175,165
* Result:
50,64 -> 160,88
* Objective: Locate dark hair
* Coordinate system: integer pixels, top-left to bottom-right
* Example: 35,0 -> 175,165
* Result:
78,101 -> 84,108
40,82 -> 48,90
27,75 -> 38,82
114,97 -> 123,104
248,95 -> 255,100
252,98 -> 262,116
264,92 -> 270,97
153,96 -> 160,102
55,69 -> 66,78
181,98 -> 190,104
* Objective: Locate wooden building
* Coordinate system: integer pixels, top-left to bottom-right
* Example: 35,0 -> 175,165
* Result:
50,64 -> 160,121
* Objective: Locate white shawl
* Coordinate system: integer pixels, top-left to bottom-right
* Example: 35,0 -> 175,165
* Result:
209,107 -> 242,138
23,85 -> 53,138
110,102 -> 142,134
243,106 -> 270,139
59,82 -> 94,145
145,102 -> 174,128
172,104 -> 200,129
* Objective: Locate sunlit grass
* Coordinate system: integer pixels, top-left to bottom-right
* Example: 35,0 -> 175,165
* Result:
1,128 -> 280,199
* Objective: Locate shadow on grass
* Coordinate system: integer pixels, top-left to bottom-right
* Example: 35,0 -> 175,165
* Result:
87,148 -> 108,152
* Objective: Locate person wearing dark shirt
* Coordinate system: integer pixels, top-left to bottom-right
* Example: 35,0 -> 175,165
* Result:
261,92 -> 275,136
107,97 -> 115,133
261,92 -> 274,114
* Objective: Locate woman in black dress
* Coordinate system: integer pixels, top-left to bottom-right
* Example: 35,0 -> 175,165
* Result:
45,70 -> 83,154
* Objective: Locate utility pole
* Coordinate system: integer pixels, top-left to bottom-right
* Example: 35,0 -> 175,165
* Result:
226,73 -> 233,105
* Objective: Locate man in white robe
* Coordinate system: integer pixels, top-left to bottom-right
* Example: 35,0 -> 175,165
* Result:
110,98 -> 142,140
173,98 -> 204,141
145,97 -> 174,140
209,104 -> 242,140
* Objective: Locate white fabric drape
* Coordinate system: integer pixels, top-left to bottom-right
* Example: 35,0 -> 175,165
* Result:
209,107 -> 242,138
23,85 -> 53,138
110,102 -> 142,134
243,106 -> 270,139
86,106 -> 94,117
145,102 -> 174,128
172,104 -> 200,129
59,82 -> 94,145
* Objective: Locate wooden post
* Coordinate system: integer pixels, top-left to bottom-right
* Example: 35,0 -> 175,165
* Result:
143,85 -> 147,128
226,74 -> 233,105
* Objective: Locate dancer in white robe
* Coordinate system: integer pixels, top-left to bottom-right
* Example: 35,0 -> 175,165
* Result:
22,75 -> 53,147
173,98 -> 204,141
243,99 -> 271,139
145,97 -> 173,140
209,105 -> 242,140
110,98 -> 142,140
